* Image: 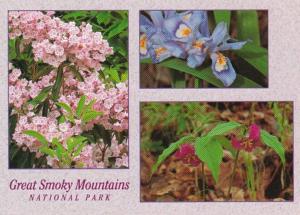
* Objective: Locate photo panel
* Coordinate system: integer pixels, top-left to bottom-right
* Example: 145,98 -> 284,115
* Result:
140,10 -> 268,88
140,102 -> 293,201
8,10 -> 129,169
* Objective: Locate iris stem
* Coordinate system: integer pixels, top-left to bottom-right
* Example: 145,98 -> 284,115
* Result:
201,162 -> 206,201
227,150 -> 240,200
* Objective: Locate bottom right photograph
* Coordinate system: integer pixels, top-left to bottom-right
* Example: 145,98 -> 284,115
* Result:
140,102 -> 293,202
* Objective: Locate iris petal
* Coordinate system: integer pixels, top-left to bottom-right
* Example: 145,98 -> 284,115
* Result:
164,11 -> 176,18
211,53 -> 236,87
148,45 -> 172,63
187,54 -> 206,68
148,11 -> 164,27
218,41 -> 247,51
164,41 -> 186,58
211,22 -> 228,46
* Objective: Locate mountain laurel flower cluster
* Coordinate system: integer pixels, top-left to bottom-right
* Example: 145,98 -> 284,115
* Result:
140,10 -> 247,86
9,11 -> 128,169
9,11 -> 113,71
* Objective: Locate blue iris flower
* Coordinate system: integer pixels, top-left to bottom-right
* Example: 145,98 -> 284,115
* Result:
140,11 -> 247,87
140,11 -> 185,63
187,22 -> 247,86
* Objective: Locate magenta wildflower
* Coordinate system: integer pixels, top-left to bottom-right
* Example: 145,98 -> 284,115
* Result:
231,124 -> 262,152
174,143 -> 201,166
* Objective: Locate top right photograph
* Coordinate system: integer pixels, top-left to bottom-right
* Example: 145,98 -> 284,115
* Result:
140,10 -> 268,88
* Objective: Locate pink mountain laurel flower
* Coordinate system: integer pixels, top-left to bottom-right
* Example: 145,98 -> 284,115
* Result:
174,143 -> 201,167
231,124 -> 262,152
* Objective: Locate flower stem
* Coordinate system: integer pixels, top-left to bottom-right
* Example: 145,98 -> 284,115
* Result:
194,167 -> 200,196
227,150 -> 240,200
201,162 -> 206,201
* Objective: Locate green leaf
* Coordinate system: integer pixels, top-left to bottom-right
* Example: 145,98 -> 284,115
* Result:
52,138 -> 64,161
62,11 -> 88,21
76,95 -> 86,117
104,67 -> 120,83
195,136 -> 223,182
67,136 -> 87,152
214,11 -> 231,29
81,111 -> 103,123
207,121 -> 242,137
171,70 -> 185,88
68,65 -> 84,81
23,130 -> 48,146
56,102 -> 73,115
73,142 -> 86,157
28,86 -> 52,106
81,99 -> 97,115
237,11 -> 260,46
141,58 -> 261,88
52,63 -> 66,101
9,39 -> 17,60
151,135 -> 195,175
260,130 -> 286,164
40,147 -> 55,157
215,136 -> 237,157
234,43 -> 268,77
96,12 -> 111,25
107,19 -> 128,39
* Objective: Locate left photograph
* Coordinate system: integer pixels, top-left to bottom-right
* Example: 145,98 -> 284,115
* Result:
8,11 -> 129,169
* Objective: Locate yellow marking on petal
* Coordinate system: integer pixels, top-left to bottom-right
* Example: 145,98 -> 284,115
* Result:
175,24 -> 192,38
215,53 -> 228,72
140,34 -> 147,55
193,40 -> 204,49
155,47 -> 167,58
182,13 -> 192,21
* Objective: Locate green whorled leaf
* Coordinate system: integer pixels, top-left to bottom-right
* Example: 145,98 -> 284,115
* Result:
82,99 -> 97,113
58,115 -> 66,124
215,136 -> 237,157
106,19 -> 128,39
52,63 -> 66,101
56,102 -> 73,115
73,142 -> 86,157
28,86 -> 52,106
151,135 -> 196,175
52,138 -> 64,161
15,37 -> 21,58
9,39 -> 17,60
68,65 -> 84,81
42,100 -> 49,117
207,121 -> 242,137
214,11 -> 231,29
237,11 -> 261,46
34,65 -> 54,81
81,111 -> 103,123
23,130 -> 48,146
104,67 -> 121,83
76,95 -> 86,117
141,58 -> 261,88
67,136 -> 87,152
62,11 -> 88,21
96,12 -> 111,25
40,147 -> 55,158
195,136 -> 223,182
260,130 -> 286,164
234,43 -> 268,77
